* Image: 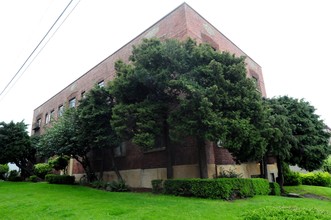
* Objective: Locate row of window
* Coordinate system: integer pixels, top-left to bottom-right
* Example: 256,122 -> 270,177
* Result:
36,80 -> 105,129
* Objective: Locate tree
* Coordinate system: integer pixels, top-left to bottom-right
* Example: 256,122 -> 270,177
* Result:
77,86 -> 122,180
38,86 -> 122,182
112,38 -> 267,178
264,96 -> 330,189
0,121 -> 35,178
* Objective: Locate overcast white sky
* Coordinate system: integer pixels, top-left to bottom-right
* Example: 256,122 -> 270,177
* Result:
0,0 -> 330,133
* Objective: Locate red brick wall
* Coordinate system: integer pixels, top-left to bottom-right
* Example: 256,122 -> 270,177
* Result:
33,3 -> 266,174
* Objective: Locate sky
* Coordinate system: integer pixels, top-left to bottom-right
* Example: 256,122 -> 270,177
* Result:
0,0 -> 330,134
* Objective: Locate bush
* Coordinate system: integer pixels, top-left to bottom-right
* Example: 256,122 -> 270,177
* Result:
106,180 -> 130,192
300,172 -> 331,187
48,156 -> 69,172
163,178 -> 270,200
29,175 -> 39,182
7,170 -> 23,182
284,171 -> 301,186
243,206 -> 329,220
91,180 -> 107,189
0,164 -> 9,180
218,168 -> 243,178
45,174 -> 75,185
269,182 -> 281,196
34,163 -> 52,179
322,156 -> 331,173
251,178 -> 270,195
151,179 -> 163,194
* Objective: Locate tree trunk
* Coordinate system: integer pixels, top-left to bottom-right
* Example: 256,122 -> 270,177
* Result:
15,160 -> 33,179
276,157 -> 284,193
109,148 -> 123,181
98,148 -> 105,180
197,138 -> 208,178
262,156 -> 268,179
164,119 -> 173,179
76,156 -> 95,183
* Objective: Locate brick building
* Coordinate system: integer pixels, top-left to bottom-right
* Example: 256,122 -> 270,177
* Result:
32,3 -> 277,187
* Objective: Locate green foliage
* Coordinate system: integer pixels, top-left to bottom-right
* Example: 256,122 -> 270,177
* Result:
300,172 -> 331,187
163,178 -> 269,200
0,164 -> 9,180
34,163 -> 52,179
151,179 -> 163,194
0,121 -> 35,178
45,174 -> 75,185
7,170 -> 23,182
322,155 -> 331,173
284,171 -> 301,186
218,168 -> 243,178
251,178 -> 271,195
243,206 -> 329,220
112,38 -> 267,179
106,180 -> 130,192
91,180 -> 107,189
38,86 -> 121,182
269,182 -> 281,196
48,156 -> 69,172
28,175 -> 39,182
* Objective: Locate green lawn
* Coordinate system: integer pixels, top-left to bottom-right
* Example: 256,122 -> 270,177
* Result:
0,182 -> 330,220
285,185 -> 331,199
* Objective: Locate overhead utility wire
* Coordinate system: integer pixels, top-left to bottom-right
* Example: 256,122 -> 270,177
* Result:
0,0 -> 75,99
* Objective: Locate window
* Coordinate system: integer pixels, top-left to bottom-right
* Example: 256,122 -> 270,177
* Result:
45,113 -> 50,124
50,110 -> 55,121
81,91 -> 86,99
37,118 -> 41,126
58,105 -> 64,117
98,80 -> 105,87
69,98 -> 76,108
114,142 -> 127,157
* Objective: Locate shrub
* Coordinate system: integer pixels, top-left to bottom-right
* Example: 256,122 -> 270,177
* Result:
300,172 -> 331,187
251,178 -> 270,195
91,180 -> 107,189
243,206 -> 329,220
284,171 -> 301,186
151,179 -> 163,194
322,155 -> 331,173
48,156 -> 69,172
218,168 -> 243,178
34,163 -> 52,179
29,175 -> 39,182
7,170 -> 23,182
0,164 -> 9,180
269,182 -> 281,196
106,180 -> 130,192
163,179 -> 193,197
45,174 -> 75,185
163,178 -> 269,200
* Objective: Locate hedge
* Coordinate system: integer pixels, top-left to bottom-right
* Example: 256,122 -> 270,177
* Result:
269,182 -> 281,196
161,178 -> 270,200
45,174 -> 75,185
300,172 -> 331,187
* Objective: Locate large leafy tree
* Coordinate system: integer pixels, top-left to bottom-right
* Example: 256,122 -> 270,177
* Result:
38,86 -> 121,182
0,121 -> 35,178
264,96 -> 330,189
112,38 -> 267,178
77,86 -> 122,180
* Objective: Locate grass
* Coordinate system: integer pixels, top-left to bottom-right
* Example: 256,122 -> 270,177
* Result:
284,185 -> 331,199
0,182 -> 330,220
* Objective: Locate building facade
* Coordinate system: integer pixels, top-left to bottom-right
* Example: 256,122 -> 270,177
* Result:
32,3 -> 277,187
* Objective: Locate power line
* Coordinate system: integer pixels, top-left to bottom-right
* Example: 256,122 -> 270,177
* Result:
0,0 -> 76,100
